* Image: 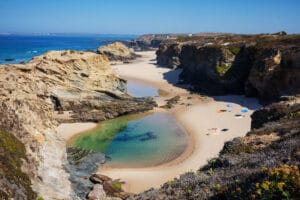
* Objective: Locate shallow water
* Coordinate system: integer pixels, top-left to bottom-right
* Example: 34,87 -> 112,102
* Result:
68,112 -> 188,168
126,79 -> 158,97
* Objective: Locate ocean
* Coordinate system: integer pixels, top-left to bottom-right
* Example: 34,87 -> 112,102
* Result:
0,34 -> 137,64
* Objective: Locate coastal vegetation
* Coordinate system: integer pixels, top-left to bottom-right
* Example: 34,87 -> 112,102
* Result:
0,130 -> 36,199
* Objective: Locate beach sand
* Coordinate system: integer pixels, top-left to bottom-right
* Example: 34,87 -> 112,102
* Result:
56,51 -> 261,194
101,51 -> 261,193
56,122 -> 97,141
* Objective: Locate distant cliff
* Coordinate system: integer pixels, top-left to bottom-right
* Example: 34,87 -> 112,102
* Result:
0,50 -> 156,199
156,35 -> 300,101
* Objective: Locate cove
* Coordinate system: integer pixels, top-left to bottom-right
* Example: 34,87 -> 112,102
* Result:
67,112 -> 188,168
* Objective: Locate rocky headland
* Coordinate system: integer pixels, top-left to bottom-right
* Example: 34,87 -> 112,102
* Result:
127,34 -> 300,199
156,34 -> 300,101
0,47 -> 155,199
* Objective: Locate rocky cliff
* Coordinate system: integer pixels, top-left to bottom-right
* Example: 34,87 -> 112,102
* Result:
129,96 -> 300,200
98,42 -> 138,62
127,34 -> 300,200
0,50 -> 156,199
156,35 -> 300,101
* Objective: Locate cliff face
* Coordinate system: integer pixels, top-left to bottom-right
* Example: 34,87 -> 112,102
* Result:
0,50 -> 156,199
128,34 -> 168,51
130,96 -> 300,200
156,35 -> 300,100
245,40 -> 300,100
129,35 -> 300,200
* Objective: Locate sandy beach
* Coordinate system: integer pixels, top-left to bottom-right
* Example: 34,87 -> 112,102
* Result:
56,51 -> 261,194
56,122 -> 97,141
101,51 -> 261,193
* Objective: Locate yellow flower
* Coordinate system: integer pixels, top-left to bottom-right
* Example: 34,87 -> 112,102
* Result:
255,182 -> 260,188
256,189 -> 262,196
261,182 -> 270,190
277,182 -> 285,190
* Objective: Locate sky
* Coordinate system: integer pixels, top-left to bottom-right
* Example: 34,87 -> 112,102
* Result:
0,0 -> 299,35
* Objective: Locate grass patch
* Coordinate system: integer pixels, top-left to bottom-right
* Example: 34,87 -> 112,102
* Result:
229,46 -> 241,55
112,182 -> 122,191
216,65 -> 232,76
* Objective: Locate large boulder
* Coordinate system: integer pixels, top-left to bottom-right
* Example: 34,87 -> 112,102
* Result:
97,42 -> 138,62
88,184 -> 107,200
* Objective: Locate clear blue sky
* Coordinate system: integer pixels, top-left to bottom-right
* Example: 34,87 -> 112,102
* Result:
0,0 -> 299,34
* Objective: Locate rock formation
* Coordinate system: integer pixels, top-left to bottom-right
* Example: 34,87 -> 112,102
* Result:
128,34 -> 300,200
0,50 -> 156,199
156,34 -> 300,101
97,42 -> 138,62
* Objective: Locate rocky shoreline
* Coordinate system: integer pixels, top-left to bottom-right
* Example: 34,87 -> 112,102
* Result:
0,45 -> 156,199
128,34 -> 300,199
0,34 -> 299,200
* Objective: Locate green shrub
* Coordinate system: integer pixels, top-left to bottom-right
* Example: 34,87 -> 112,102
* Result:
112,182 -> 122,191
216,65 -> 232,76
252,165 -> 300,199
229,47 -> 241,55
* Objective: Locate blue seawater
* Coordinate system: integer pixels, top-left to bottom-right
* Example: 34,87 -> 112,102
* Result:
0,34 -> 137,64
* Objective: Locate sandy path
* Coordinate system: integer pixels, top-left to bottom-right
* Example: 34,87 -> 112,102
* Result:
100,51 -> 261,193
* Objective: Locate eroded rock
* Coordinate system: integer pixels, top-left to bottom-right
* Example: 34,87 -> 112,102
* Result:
98,42 -> 139,62
0,49 -> 156,199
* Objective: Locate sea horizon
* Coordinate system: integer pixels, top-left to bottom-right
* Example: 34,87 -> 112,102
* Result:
0,34 -> 138,64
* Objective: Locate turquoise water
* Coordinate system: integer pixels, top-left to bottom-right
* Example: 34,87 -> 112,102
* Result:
0,34 -> 137,64
126,79 -> 158,97
68,112 -> 188,167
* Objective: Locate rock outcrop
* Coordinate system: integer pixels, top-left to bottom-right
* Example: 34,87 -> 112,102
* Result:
129,96 -> 300,200
0,50 -> 156,199
156,35 -> 300,101
128,34 -> 300,200
97,42 -> 138,62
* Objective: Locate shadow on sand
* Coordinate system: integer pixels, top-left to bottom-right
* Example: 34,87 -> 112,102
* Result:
154,62 -> 261,110
211,95 -> 261,110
